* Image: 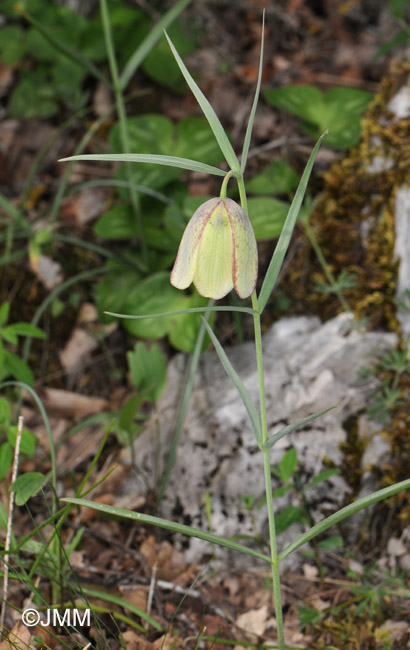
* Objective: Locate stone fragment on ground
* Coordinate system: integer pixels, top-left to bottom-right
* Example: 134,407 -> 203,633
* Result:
124,313 -> 396,568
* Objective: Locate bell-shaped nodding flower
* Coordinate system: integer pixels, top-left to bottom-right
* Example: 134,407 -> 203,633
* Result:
171,197 -> 258,300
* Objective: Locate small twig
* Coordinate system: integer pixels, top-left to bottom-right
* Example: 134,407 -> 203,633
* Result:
145,562 -> 157,629
0,415 -> 24,635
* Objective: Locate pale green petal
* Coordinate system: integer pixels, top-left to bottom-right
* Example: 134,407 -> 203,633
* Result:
170,199 -> 219,290
225,200 -> 258,299
193,201 -> 234,299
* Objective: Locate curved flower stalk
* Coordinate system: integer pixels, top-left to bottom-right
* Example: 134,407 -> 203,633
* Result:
170,197 -> 258,300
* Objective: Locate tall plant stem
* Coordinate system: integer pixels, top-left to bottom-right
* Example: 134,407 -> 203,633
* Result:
100,0 -> 148,265
237,174 -> 285,649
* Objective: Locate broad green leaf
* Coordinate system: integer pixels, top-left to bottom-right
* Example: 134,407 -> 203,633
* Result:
81,5 -> 147,63
122,272 -> 187,339
0,398 -> 10,425
202,320 -> 262,446
4,350 -> 34,386
15,6 -> 109,86
275,505 -> 304,535
176,117 -> 223,166
241,12 -> 265,174
164,31 -> 239,171
258,132 -> 327,313
61,497 -> 271,564
5,323 -> 46,339
248,197 -> 289,241
318,535 -> 343,550
279,477 -> 410,562
265,85 -> 323,122
169,292 -> 212,353
265,84 -> 373,149
117,394 -> 145,441
94,204 -> 138,239
127,343 -> 166,402
109,115 -> 223,192
0,327 -> 18,346
9,74 -> 59,119
0,442 -> 12,480
263,406 -> 336,450
10,472 -> 48,506
120,0 -> 192,89
0,25 -> 27,66
246,160 -> 299,195
8,426 -> 37,456
95,260 -> 141,324
324,87 -> 373,117
305,468 -> 341,490
278,447 -> 298,483
59,153 -> 225,177
0,302 -> 10,327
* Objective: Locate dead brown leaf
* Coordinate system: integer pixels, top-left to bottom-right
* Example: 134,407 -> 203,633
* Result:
0,623 -> 34,650
38,387 -> 108,418
235,604 -> 268,636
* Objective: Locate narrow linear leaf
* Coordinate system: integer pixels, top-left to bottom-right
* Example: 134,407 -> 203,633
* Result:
240,12 -> 265,174
278,477 -> 410,563
120,0 -> 192,89
0,193 -> 20,220
258,131 -> 327,314
202,319 -> 262,446
59,153 -> 225,177
164,31 -> 239,171
79,587 -> 162,631
105,306 -> 258,320
263,406 -> 336,450
14,6 -> 110,88
60,497 -> 271,564
66,179 -> 173,204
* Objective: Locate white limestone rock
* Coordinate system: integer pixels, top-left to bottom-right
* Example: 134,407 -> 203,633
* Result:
126,313 -> 396,567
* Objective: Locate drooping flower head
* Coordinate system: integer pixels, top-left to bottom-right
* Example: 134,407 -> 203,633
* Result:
171,197 -> 258,300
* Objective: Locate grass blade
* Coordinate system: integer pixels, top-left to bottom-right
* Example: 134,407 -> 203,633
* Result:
60,497 -> 271,564
120,0 -> 192,89
278,477 -> 410,563
258,131 -> 327,314
105,306 -> 258,320
59,153 -> 226,177
202,319 -> 262,446
164,31 -> 239,171
240,12 -> 265,174
262,406 -> 336,450
79,586 -> 162,631
0,194 -> 20,220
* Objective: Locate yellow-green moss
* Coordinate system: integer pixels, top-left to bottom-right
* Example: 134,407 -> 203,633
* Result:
283,59 -> 410,330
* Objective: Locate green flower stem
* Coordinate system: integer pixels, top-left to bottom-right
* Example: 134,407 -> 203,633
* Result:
252,291 -> 285,650
303,219 -> 351,314
99,0 -> 147,265
237,174 -> 285,649
219,170 -> 237,199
